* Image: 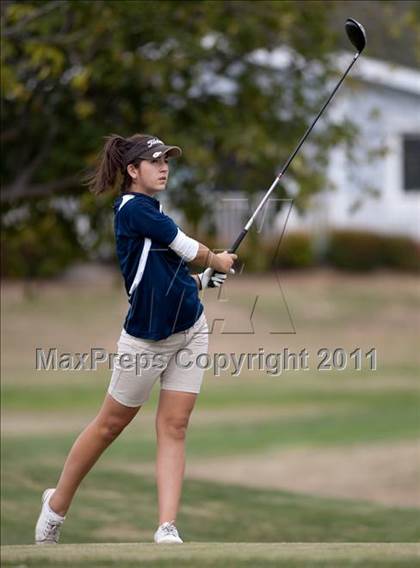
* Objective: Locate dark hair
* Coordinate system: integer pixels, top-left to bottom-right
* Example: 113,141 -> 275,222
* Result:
85,133 -> 150,195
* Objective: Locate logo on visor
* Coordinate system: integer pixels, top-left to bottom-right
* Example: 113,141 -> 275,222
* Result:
152,151 -> 163,158
147,138 -> 164,148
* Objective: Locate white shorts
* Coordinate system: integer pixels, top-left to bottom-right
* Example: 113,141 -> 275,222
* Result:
108,312 -> 209,407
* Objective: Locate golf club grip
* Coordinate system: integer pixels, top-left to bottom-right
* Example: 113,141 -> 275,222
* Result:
228,228 -> 248,253
207,229 -> 248,286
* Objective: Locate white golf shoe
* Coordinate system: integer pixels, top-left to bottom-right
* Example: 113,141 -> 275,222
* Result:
154,520 -> 183,544
35,488 -> 66,544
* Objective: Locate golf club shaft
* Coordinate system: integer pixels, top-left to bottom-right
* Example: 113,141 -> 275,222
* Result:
225,51 -> 360,255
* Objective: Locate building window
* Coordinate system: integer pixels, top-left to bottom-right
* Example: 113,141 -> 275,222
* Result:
403,134 -> 420,192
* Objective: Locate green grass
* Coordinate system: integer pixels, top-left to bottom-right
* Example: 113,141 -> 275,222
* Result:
2,365 -> 419,409
2,463 -> 420,547
2,274 -> 419,558
2,543 -> 420,567
2,385 -> 419,464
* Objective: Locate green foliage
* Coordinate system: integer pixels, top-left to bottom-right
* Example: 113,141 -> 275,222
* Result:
271,231 -> 315,269
1,200 -> 84,278
237,231 -> 315,273
2,0 -> 344,194
326,230 -> 420,272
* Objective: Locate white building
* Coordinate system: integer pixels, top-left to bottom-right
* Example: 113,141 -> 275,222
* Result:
284,54 -> 420,240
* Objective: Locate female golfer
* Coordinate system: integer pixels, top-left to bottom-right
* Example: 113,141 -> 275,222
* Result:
35,133 -> 236,545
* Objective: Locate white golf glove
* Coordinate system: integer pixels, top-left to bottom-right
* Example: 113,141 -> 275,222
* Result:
197,267 -> 235,290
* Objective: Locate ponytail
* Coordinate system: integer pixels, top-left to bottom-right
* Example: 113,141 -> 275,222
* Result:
85,133 -> 150,195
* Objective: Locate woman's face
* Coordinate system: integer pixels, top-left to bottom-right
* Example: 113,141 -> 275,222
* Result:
132,156 -> 170,195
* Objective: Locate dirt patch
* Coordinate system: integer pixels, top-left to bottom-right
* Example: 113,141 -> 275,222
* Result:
1,412 -> 94,436
2,405 -> 326,436
185,440 -> 420,508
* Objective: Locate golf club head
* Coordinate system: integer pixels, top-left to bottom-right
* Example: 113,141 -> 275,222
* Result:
345,18 -> 366,53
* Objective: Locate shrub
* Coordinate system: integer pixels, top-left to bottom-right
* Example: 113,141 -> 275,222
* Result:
199,231 -> 273,273
270,232 -> 315,269
326,230 -> 420,272
212,231 -> 315,273
198,231 -> 315,272
326,230 -> 384,271
382,235 -> 420,272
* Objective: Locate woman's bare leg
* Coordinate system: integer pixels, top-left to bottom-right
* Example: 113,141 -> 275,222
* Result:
49,394 -> 141,516
155,390 -> 197,524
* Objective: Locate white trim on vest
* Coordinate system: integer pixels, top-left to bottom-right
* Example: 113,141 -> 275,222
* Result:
129,238 -> 151,297
118,194 -> 135,211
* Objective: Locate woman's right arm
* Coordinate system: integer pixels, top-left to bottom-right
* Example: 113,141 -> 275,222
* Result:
166,226 -> 236,272
192,244 -> 237,274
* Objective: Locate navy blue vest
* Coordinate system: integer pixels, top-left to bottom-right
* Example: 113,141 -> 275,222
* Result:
114,192 -> 203,340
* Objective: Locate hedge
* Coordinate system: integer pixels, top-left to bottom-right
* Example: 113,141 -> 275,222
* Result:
326,230 -> 420,272
206,230 -> 419,273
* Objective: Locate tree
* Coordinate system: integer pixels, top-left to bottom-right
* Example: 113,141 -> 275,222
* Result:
2,0 -> 361,275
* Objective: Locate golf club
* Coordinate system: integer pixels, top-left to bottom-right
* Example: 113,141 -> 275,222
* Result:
210,18 -> 366,277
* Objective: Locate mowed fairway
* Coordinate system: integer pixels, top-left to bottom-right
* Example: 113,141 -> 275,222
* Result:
2,270 -> 420,566
2,543 -> 420,567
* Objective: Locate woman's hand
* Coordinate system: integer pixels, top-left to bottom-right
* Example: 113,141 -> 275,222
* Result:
213,251 -> 237,274
197,266 -> 235,290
